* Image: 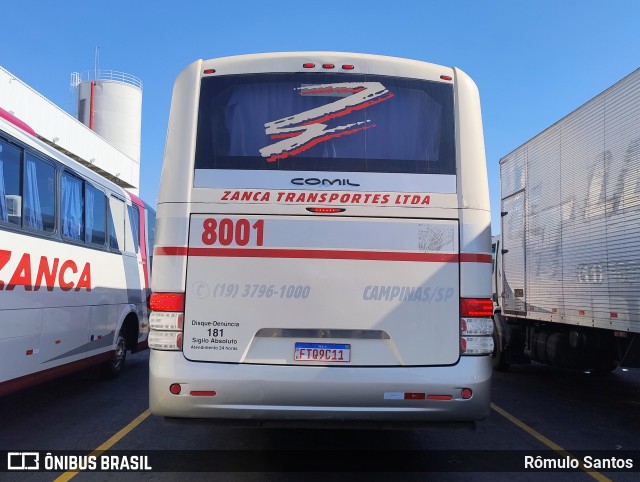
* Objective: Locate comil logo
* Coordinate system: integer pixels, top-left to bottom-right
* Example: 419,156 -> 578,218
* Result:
8,452 -> 39,470
291,177 -> 361,187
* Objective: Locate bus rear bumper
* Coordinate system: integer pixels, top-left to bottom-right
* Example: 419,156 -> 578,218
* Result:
149,352 -> 492,424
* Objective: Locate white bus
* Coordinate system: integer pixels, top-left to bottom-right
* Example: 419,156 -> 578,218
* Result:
149,52 -> 493,427
0,107 -> 155,396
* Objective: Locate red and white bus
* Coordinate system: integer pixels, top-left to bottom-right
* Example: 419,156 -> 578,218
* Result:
0,107 -> 155,396
149,52 -> 493,427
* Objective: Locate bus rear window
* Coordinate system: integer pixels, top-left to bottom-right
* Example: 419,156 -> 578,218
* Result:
195,73 -> 455,175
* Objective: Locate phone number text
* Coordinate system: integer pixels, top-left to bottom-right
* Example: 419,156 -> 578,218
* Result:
213,283 -> 311,299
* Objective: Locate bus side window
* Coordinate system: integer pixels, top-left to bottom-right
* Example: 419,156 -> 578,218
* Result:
61,172 -> 85,241
86,184 -> 107,246
0,139 -> 23,227
126,204 -> 140,254
23,153 -> 55,233
108,196 -> 125,252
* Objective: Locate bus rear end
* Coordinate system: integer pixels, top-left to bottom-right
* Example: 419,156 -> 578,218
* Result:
149,53 -> 493,426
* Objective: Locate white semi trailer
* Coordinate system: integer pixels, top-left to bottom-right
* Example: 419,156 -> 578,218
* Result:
492,68 -> 640,371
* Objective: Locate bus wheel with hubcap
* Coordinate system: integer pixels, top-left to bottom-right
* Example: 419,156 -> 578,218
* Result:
101,332 -> 127,379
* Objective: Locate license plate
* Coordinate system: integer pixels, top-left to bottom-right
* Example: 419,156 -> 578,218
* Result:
294,343 -> 351,362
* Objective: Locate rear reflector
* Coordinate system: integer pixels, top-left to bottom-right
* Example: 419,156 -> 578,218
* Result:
461,388 -> 473,399
404,393 -> 426,400
169,384 -> 182,395
427,395 -> 453,401
460,298 -> 493,317
150,292 -> 185,312
190,391 -> 217,397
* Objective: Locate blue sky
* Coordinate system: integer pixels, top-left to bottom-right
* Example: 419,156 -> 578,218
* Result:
2,0 -> 639,233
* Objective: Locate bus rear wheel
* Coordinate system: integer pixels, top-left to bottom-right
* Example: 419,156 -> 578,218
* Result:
101,332 -> 127,379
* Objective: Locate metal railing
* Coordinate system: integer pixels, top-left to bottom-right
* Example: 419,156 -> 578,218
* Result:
70,70 -> 143,90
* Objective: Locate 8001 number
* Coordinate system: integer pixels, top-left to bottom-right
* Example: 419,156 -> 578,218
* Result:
202,218 -> 264,246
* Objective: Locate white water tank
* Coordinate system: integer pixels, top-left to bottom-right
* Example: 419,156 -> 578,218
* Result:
74,71 -> 143,162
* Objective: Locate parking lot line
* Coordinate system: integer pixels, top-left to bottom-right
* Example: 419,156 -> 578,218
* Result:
51,404 -> 616,479
53,409 -> 151,482
491,403 -> 612,482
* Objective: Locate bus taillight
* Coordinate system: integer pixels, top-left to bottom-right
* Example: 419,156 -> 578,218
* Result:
150,292 -> 185,312
149,293 -> 185,351
148,331 -> 183,351
460,298 -> 494,355
460,298 -> 493,317
149,312 -> 183,331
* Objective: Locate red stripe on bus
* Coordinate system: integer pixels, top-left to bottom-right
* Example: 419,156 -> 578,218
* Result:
0,107 -> 37,136
155,247 -> 189,256
459,253 -> 493,263
155,247 -> 493,263
128,194 -> 150,291
0,352 -> 113,397
138,207 -> 150,289
189,248 -> 456,262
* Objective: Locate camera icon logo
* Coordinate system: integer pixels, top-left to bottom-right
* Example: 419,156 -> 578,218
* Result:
7,452 -> 40,470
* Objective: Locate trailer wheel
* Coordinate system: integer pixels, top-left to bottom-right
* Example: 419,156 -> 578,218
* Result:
492,314 -> 510,371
